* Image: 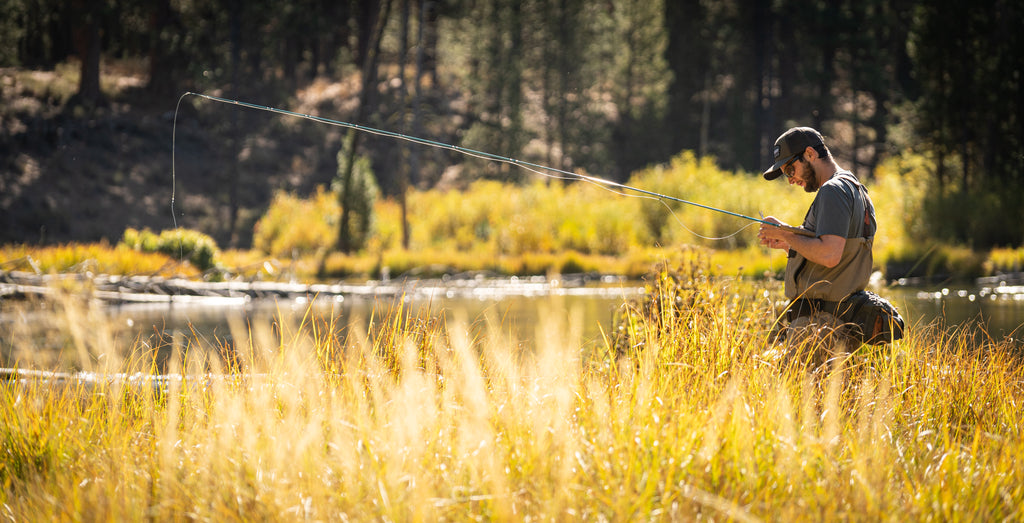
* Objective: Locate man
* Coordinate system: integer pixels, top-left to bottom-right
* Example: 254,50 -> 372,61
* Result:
757,127 -> 877,361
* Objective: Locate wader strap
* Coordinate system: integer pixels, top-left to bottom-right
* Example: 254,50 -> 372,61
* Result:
786,298 -> 842,322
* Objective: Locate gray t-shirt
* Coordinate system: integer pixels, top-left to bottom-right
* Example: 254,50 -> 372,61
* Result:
801,170 -> 875,239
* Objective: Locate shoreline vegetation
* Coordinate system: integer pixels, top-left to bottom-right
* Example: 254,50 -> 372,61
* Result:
3,238 -> 1024,285
1,256 -> 1022,520
3,152 -> 1024,285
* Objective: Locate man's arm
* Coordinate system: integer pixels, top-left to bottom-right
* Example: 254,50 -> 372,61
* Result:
758,217 -> 846,267
785,232 -> 845,267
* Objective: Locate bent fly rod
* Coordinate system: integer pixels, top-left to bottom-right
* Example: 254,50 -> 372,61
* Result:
174,92 -> 814,238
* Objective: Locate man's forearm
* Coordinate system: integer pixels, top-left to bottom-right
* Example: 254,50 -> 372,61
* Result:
786,233 -> 845,267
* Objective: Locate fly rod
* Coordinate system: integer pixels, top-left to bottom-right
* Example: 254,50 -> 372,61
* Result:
567,171 -> 814,237
176,92 -> 815,238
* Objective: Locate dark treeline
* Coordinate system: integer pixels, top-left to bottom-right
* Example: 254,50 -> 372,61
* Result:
1,0 -> 1022,248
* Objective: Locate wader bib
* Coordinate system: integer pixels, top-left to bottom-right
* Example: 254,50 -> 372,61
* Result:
784,172 -> 875,303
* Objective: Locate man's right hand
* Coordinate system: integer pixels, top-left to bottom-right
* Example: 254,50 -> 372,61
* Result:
758,216 -> 791,251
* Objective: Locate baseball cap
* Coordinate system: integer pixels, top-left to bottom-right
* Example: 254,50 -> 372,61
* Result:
762,127 -> 824,180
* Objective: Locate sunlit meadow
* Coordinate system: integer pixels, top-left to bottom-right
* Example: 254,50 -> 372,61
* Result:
2,255 -> 1022,521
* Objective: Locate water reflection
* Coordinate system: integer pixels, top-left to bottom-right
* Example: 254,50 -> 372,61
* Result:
885,284 -> 1024,344
107,281 -> 1024,356
103,279 -> 644,359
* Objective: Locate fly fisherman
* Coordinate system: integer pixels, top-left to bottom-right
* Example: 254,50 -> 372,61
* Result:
757,127 -> 878,364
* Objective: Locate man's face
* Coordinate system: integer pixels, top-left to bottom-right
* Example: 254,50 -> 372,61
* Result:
787,156 -> 819,193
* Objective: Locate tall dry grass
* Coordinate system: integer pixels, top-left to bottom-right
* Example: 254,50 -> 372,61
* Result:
2,264 -> 1022,521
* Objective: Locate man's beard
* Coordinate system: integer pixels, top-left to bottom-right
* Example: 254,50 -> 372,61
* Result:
802,164 -> 820,193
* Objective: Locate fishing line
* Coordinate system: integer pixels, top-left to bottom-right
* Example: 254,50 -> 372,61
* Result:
171,91 -> 784,241
172,93 -> 185,230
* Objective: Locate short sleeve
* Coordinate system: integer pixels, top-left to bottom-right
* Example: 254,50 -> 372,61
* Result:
812,181 -> 855,238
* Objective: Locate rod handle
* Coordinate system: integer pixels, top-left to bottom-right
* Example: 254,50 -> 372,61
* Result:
773,223 -> 817,237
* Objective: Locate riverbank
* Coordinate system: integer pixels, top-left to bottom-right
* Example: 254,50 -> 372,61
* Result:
5,258 -> 1023,350
2,260 -> 1023,521
5,240 -> 1024,286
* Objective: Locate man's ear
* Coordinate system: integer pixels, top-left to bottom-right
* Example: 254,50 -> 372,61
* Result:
803,146 -> 817,161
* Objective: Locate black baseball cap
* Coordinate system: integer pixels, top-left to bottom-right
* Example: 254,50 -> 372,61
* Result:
763,127 -> 824,180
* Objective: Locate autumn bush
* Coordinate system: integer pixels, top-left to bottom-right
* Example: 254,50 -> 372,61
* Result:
120,227 -> 220,272
252,187 -> 339,257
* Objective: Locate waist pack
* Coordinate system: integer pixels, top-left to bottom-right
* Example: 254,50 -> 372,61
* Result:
837,290 -> 905,345
788,290 -> 905,345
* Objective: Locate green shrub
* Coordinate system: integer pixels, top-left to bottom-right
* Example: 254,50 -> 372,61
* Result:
333,143 -> 379,252
121,227 -> 160,253
877,150 -> 1024,249
884,242 -> 987,280
120,227 -> 220,272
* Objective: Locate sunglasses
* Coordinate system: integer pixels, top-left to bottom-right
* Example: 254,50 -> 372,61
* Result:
782,154 -> 803,178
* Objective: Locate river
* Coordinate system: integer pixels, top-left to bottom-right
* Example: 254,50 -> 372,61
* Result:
104,277 -> 1024,350
3,276 -> 1024,366
885,282 -> 1024,344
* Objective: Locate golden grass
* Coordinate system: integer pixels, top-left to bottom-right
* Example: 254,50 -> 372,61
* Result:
2,268 -> 1022,521
0,242 -> 198,278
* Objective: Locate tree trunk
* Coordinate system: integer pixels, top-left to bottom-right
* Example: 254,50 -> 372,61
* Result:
397,0 -> 411,250
355,0 -> 382,70
338,0 -> 392,253
420,0 -> 439,87
322,1 -> 352,78
752,0 -> 770,170
409,0 -> 427,192
71,0 -> 104,108
227,0 -> 242,247
146,0 -> 174,95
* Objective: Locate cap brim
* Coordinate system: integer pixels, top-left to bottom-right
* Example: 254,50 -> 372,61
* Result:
762,158 -> 787,180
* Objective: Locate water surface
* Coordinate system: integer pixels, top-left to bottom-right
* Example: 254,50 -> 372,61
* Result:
4,277 -> 1023,368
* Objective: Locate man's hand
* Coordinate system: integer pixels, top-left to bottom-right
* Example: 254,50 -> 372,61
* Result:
758,216 -> 791,251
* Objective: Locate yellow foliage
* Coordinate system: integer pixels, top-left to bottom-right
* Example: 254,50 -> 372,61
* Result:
630,151 -> 809,249
253,187 -> 339,257
871,150 -> 933,262
987,247 -> 1024,274
116,148 -> 1005,280
399,152 -> 782,257
0,242 -> 189,276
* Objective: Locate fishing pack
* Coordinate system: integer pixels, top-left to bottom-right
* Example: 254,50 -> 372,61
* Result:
838,290 -> 905,345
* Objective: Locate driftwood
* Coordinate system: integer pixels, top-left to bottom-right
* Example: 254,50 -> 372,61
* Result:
0,270 -> 409,305
0,270 -> 630,306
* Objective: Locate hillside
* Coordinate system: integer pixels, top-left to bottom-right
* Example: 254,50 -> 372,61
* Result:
0,63 -> 465,249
